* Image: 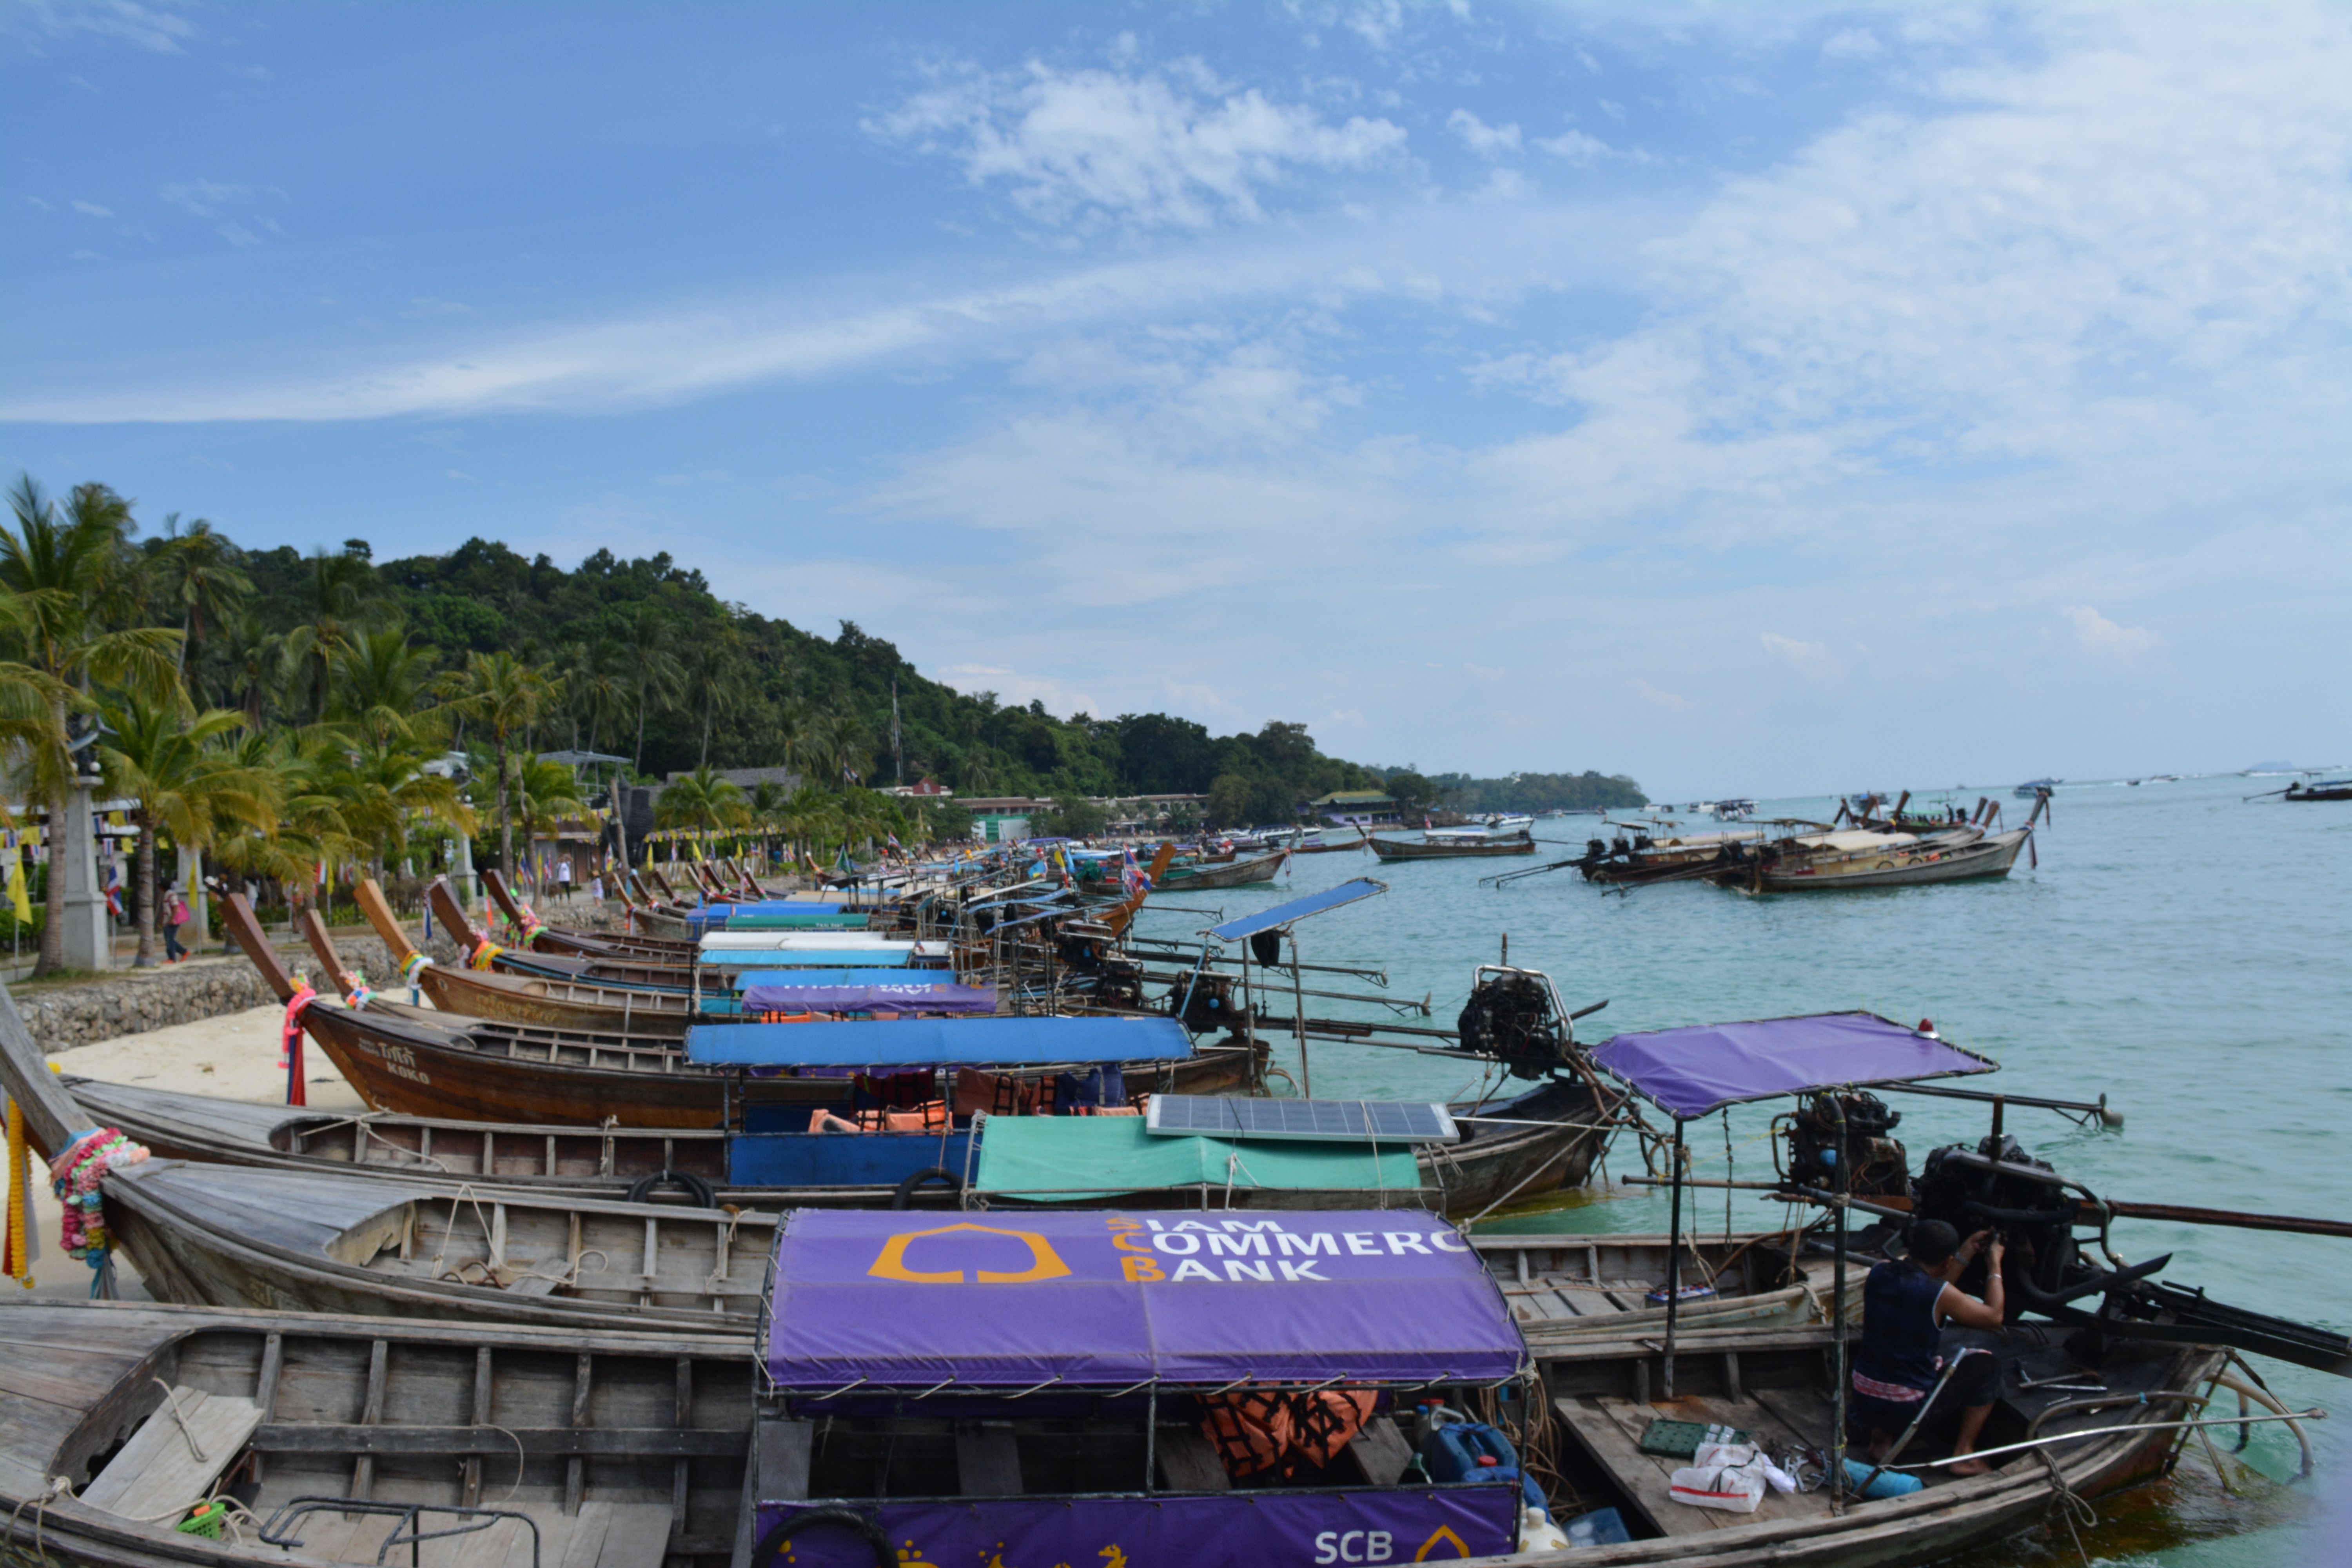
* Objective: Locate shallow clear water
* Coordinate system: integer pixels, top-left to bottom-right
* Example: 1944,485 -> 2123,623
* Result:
1137,776 -> 2350,1564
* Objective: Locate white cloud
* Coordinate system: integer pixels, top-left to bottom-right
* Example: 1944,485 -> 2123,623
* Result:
70,199 -> 110,217
1532,128 -> 1613,166
1761,632 -> 1840,682
2064,606 -> 2160,666
3,0 -> 196,55
866,58 -> 1406,229
1448,108 -> 1521,159
1821,28 -> 1884,62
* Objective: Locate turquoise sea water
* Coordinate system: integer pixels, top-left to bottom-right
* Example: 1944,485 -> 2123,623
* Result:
1137,775 -> 2350,1566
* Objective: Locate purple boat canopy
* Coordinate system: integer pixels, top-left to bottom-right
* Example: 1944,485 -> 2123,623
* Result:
763,1209 -> 1527,1392
1592,1011 -> 1997,1121
739,980 -> 995,1016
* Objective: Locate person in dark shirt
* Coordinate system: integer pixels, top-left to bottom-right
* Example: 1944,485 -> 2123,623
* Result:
1850,1219 -> 2005,1475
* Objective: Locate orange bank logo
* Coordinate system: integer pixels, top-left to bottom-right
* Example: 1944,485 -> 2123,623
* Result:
867,1223 -> 1074,1284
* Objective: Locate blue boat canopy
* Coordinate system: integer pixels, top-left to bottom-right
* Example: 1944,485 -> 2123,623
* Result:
725,967 -> 961,990
686,1014 -> 1194,1068
1206,878 -> 1387,942
710,951 -> 924,971
1592,1011 -> 1997,1122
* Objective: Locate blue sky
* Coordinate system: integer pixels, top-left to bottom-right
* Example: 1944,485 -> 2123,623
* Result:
3,2 -> 2346,797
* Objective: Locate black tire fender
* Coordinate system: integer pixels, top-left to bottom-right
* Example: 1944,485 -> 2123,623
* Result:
891,1167 -> 963,1210
624,1169 -> 717,1209
752,1508 -> 894,1567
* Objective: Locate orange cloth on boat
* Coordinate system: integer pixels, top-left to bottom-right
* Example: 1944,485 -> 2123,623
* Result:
1200,1389 -> 1378,1481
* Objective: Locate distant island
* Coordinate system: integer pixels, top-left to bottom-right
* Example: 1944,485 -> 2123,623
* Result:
1376,769 -> 1648,815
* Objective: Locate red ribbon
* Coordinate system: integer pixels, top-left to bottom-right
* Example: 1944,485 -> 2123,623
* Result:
280,986 -> 316,1107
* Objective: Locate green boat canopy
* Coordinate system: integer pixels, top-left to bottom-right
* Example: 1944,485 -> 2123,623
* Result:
970,1116 -> 1424,1204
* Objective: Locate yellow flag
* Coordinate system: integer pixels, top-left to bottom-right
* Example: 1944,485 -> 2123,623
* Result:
5,858 -> 27,927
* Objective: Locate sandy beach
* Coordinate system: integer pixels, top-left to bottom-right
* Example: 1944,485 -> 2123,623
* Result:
7,1004 -> 365,1302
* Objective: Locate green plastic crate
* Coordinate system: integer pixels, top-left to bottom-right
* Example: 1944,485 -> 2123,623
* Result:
1637,1418 -> 1752,1458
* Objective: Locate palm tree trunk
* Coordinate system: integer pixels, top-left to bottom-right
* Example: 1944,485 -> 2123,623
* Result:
635,696 -> 648,770
700,702 -> 712,769
496,737 -> 515,884
132,809 -> 158,967
35,690 -> 71,975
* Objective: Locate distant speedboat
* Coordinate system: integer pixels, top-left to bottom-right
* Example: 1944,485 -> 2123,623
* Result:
2014,777 -> 2061,798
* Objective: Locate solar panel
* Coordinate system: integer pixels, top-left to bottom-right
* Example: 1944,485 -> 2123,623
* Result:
1144,1096 -> 1458,1144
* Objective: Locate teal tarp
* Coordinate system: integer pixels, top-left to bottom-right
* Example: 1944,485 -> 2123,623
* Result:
971,1115 -> 1423,1202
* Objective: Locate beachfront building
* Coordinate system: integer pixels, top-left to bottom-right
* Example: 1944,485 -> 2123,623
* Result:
1306,789 -> 1399,827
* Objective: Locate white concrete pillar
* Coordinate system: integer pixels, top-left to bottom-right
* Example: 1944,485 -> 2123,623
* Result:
58,782 -> 110,970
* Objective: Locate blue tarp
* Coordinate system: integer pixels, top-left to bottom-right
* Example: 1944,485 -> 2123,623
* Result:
740,981 -> 996,1015
709,950 -> 922,970
686,1014 -> 1195,1068
1592,1012 -> 1998,1121
726,966 -> 948,989
1206,877 -> 1387,942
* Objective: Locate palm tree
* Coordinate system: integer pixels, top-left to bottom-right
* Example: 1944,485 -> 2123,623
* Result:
151,515 -> 252,703
217,606 -> 282,727
803,711 -> 871,792
281,548 -> 381,724
207,731 -> 359,927
511,755 -> 587,887
318,736 -> 472,882
331,627 -> 440,748
434,650 -> 554,881
779,783 -> 841,869
683,627 -> 754,769
621,606 -> 685,771
0,477 -> 183,973
655,766 -> 749,842
748,779 -> 788,869
94,698 -> 278,966
559,637 -> 630,754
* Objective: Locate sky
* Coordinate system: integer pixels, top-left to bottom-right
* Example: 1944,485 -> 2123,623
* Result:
2,1 -> 2346,799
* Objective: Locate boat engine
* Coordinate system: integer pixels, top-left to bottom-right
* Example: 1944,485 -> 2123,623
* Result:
1783,1091 -> 1910,1200
1911,1133 -> 2089,1320
1170,970 -> 1241,1035
1454,969 -> 1574,1079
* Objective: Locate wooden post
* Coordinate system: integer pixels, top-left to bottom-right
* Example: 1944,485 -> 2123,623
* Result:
1831,1096 -> 1851,1512
1663,1118 -> 1684,1400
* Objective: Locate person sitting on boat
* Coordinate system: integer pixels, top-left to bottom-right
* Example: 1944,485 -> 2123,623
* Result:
1849,1220 -> 2005,1475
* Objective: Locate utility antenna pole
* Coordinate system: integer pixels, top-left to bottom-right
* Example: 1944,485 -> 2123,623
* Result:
891,679 -> 902,786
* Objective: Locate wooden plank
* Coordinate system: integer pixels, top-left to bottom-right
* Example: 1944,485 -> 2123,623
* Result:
252,1425 -> 745,1457
565,1352 -> 593,1516
753,1419 -> 813,1503
955,1423 -> 1024,1496
594,1503 -> 676,1568
557,1502 -> 615,1568
463,1345 -> 493,1509
80,1385 -> 263,1517
250,1332 -> 285,1487
1153,1427 -> 1230,1493
350,1339 -> 387,1503
1550,1397 -> 1707,1539
1345,1416 -> 1412,1486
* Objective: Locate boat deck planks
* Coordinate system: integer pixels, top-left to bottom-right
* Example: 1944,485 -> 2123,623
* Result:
80,1384 -> 263,1517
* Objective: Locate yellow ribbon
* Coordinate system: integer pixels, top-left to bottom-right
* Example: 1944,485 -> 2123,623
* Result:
4,1096 -> 33,1288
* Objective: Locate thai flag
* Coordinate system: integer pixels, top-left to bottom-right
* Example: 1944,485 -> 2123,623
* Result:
103,859 -> 122,920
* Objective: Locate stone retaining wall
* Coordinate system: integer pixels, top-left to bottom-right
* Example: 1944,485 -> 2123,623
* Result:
25,932 -> 463,1054
20,898 -> 644,1053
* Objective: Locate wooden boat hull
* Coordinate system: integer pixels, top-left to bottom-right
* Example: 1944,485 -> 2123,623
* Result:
1740,828 -> 2031,891
303,999 -> 1263,1130
410,962 -> 699,1038
1536,1325 -> 2225,1564
1369,835 -> 1537,860
0,1306 -> 754,1568
103,1158 -> 779,1334
1153,851 -> 1288,889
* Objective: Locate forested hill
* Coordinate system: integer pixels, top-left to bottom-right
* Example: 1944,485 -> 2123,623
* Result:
226,536 -> 1401,809
1426,771 -> 1649,813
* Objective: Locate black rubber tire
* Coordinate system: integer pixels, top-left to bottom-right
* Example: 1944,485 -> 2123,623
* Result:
890,1167 -> 963,1210
624,1169 -> 717,1209
752,1508 -> 893,1567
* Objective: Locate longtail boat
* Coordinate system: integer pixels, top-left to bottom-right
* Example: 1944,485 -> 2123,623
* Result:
1716,827 -> 2032,892
1152,849 -> 1287,889
349,881 -> 705,1038
480,869 -> 702,962
1370,832 -> 1537,860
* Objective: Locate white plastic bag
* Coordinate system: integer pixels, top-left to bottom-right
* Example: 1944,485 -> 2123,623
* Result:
1668,1451 -> 1766,1514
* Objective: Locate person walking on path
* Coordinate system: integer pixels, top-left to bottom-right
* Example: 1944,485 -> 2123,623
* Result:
163,884 -> 192,963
